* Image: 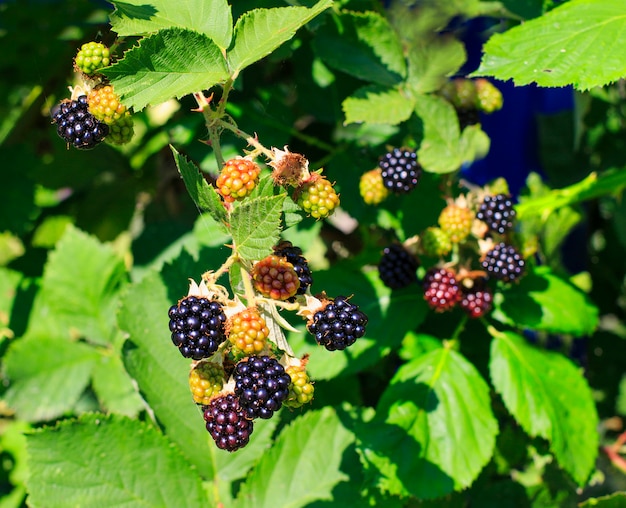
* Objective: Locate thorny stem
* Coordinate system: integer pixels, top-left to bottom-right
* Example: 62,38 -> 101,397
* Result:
211,251 -> 238,281
218,119 -> 274,159
603,430 -> 626,474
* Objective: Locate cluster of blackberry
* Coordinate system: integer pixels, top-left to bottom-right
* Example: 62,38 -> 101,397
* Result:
51,41 -> 134,149
168,238 -> 368,451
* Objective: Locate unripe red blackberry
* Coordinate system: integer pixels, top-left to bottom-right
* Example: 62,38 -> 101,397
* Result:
273,241 -> 313,296
438,204 -> 473,244
423,267 -> 461,312
251,255 -> 300,301
459,279 -> 493,319
189,361 -> 225,405
476,194 -> 516,234
52,95 -> 109,150
233,355 -> 291,419
168,296 -> 227,360
284,364 -> 314,409
227,308 -> 269,356
379,148 -> 421,194
420,227 -> 452,257
204,393 -> 253,452
293,174 -> 340,219
216,157 -> 261,203
378,243 -> 419,290
481,242 -> 526,282
359,168 -> 390,205
307,296 -> 368,351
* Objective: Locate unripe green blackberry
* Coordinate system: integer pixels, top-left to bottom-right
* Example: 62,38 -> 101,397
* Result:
88,85 -> 128,125
105,114 -> 134,145
284,364 -> 314,409
293,174 -> 340,219
216,157 -> 261,203
475,78 -> 503,113
74,41 -> 110,75
420,227 -> 452,257
379,148 -> 421,194
481,242 -> 526,283
438,204 -> 473,244
378,243 -> 419,290
227,308 -> 269,356
251,255 -> 300,301
359,168 -> 390,205
189,361 -> 225,405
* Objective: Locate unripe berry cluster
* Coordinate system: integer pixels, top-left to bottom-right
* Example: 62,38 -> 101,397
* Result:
439,77 -> 503,129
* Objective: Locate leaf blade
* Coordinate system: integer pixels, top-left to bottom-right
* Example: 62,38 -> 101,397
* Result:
342,85 -> 415,126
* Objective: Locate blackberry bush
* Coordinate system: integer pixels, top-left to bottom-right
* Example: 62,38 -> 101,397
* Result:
52,95 -> 109,150
204,393 -> 253,452
379,148 -> 421,194
233,355 -> 291,420
378,243 -> 419,289
168,296 -> 227,360
307,296 -> 368,351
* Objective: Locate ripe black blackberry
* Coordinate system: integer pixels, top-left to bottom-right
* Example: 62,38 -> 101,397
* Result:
460,279 -> 493,318
168,296 -> 227,360
233,355 -> 291,419
378,243 -> 419,289
273,241 -> 313,296
379,148 -> 421,194
307,296 -> 368,351
481,242 -> 526,282
204,393 -> 253,452
423,267 -> 461,312
476,194 -> 516,234
52,95 -> 109,149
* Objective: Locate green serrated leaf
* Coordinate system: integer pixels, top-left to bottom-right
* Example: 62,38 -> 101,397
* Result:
27,225 -> 126,344
228,0 -> 333,75
413,95 -> 462,173
359,348 -> 498,498
234,408 -> 354,508
473,0 -> 626,90
171,146 -> 228,229
489,331 -> 599,485
342,85 -> 415,126
109,0 -> 233,49
493,266 -> 598,335
25,414 -> 206,508
406,36 -> 466,94
3,336 -> 99,422
230,195 -> 285,261
118,267 -> 216,476
102,28 -> 230,111
91,353 -> 144,417
313,10 -> 406,87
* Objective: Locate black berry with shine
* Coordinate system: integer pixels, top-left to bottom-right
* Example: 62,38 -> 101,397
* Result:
273,241 -> 313,296
481,242 -> 526,282
308,296 -> 368,351
379,148 -> 421,194
52,95 -> 109,150
233,355 -> 291,420
168,296 -> 227,360
378,243 -> 419,289
204,394 -> 253,452
476,194 -> 516,234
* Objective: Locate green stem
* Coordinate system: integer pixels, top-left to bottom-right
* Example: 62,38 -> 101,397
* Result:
240,263 -> 258,308
212,252 -> 238,281
218,118 -> 274,159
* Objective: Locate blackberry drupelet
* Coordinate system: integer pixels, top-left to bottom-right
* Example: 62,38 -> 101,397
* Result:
378,243 -> 419,289
379,148 -> 421,194
233,355 -> 291,419
460,280 -> 493,318
168,296 -> 227,360
273,241 -> 313,296
204,393 -> 253,452
481,242 -> 526,282
476,194 -> 516,234
423,267 -> 461,312
307,296 -> 368,351
52,95 -> 109,149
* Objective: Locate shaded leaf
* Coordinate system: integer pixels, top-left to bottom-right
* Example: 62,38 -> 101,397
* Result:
490,331 -> 598,485
473,0 -> 626,90
580,493 -> 626,507
91,352 -> 144,417
109,0 -> 233,49
102,28 -> 229,111
342,86 -> 415,126
25,414 -> 206,507
406,36 -> 466,94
